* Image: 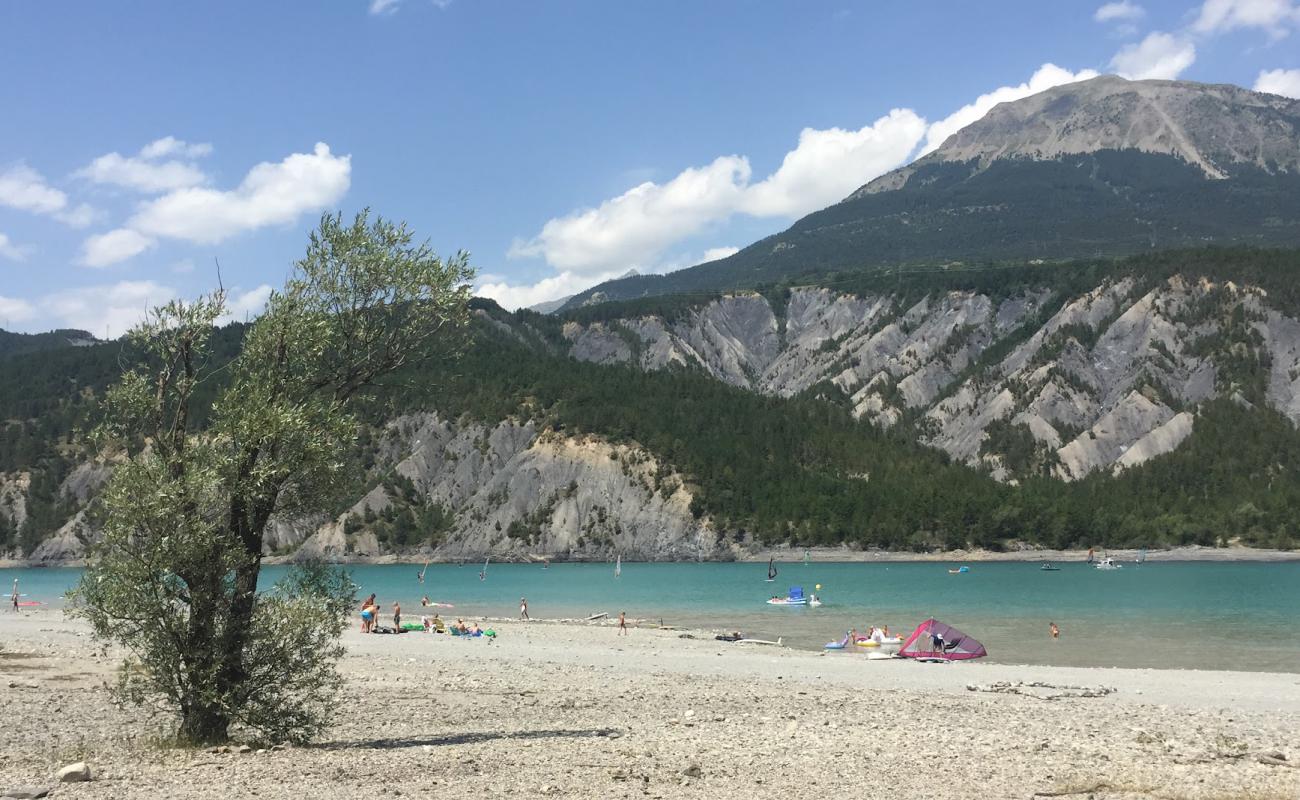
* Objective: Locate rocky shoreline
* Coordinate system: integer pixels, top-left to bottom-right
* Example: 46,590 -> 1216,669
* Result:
4,543 -> 1297,570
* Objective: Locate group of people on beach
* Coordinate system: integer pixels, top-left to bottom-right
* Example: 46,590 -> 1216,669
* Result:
359,593 -> 403,633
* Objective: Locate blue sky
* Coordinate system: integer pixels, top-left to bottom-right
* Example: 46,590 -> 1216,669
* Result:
2,0 -> 1299,335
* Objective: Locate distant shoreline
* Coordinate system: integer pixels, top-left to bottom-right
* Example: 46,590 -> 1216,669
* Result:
6,543 -> 1297,569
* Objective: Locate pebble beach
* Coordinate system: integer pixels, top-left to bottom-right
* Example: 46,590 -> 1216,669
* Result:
2,610 -> 1299,799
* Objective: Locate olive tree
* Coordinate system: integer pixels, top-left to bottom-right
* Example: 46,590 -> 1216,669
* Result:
72,211 -> 473,744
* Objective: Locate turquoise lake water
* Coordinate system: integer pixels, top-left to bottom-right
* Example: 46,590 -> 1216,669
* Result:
5,560 -> 1299,672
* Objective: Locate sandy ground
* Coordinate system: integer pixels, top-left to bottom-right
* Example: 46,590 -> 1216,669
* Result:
2,610 -> 1299,799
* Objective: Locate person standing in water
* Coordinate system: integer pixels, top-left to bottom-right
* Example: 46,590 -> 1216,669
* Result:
10,579 -> 18,612
519,597 -> 529,621
617,611 -> 628,636
1049,621 -> 1060,640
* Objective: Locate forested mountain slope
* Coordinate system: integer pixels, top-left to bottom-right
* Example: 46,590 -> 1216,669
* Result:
2,250 -> 1298,561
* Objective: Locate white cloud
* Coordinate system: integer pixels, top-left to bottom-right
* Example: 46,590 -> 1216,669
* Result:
1255,67 -> 1300,96
0,165 -> 68,215
1192,0 -> 1300,36
919,64 -> 1099,156
0,233 -> 30,262
1096,1 -> 1146,22
80,228 -> 157,268
127,142 -> 351,246
217,284 -> 274,326
509,155 -> 752,275
741,109 -> 928,216
74,142 -> 351,268
0,165 -> 100,227
76,153 -> 207,193
1110,31 -> 1197,79
702,246 -> 740,262
0,294 -> 37,324
138,136 -> 212,160
56,203 -> 101,228
370,0 -> 448,14
510,110 -> 930,276
477,270 -> 618,312
43,280 -> 177,338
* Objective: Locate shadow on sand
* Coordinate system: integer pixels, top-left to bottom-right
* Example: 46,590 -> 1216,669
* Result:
315,728 -> 621,750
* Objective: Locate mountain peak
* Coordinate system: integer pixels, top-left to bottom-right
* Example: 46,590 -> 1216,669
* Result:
856,75 -> 1300,196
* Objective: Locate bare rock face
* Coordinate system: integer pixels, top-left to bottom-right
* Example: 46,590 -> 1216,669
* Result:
0,471 -> 30,534
57,461 -> 110,505
27,510 -> 94,563
561,271 -> 1300,482
295,414 -> 718,562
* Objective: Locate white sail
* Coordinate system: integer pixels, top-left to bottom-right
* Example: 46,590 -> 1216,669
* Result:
614,554 -> 621,578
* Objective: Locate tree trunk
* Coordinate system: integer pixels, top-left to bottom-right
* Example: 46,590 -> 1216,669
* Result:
179,698 -> 230,745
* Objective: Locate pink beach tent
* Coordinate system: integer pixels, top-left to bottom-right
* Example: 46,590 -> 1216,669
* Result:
898,618 -> 987,661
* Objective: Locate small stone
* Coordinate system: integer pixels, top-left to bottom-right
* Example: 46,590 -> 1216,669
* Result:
55,762 -> 91,783
235,745 -> 253,755
683,710 -> 695,718
1,788 -> 52,799
681,764 -> 703,779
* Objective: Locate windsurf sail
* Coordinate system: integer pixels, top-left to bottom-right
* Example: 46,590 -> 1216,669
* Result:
767,558 -> 777,581
803,549 -> 811,565
1087,547 -> 1095,563
614,554 -> 622,578
480,556 -> 489,581
1137,547 -> 1147,564
418,561 -> 429,583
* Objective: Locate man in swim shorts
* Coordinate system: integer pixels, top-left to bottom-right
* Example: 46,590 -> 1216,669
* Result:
520,597 -> 529,620
393,601 -> 401,631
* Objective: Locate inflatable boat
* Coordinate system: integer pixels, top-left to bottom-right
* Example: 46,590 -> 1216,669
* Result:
767,586 -> 809,606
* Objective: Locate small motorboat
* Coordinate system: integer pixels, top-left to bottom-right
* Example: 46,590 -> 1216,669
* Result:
948,565 -> 970,574
766,586 -> 809,606
1094,557 -> 1122,570
1040,563 -> 1061,571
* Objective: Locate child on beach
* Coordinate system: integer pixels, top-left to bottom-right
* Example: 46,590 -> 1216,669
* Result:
617,611 -> 627,636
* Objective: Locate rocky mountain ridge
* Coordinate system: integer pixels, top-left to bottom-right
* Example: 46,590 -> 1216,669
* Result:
560,269 -> 1300,481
